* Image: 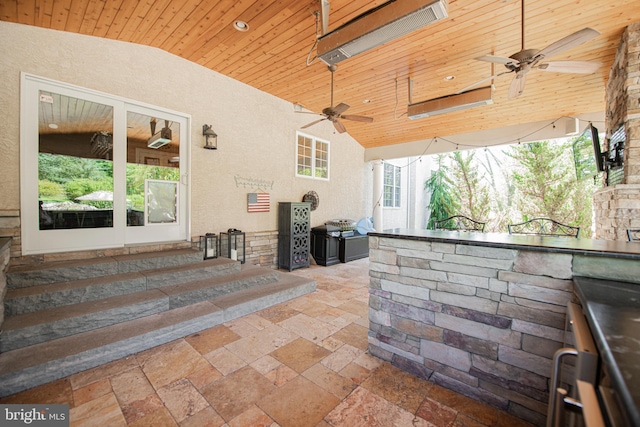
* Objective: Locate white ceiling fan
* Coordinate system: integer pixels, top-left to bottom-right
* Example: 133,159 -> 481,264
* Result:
459,0 -> 601,98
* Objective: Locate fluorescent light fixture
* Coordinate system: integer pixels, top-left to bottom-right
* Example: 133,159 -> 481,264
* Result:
147,127 -> 172,149
407,86 -> 493,119
317,0 -> 448,66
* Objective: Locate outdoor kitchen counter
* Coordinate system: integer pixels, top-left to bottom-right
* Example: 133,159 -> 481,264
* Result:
369,229 -> 640,260
365,229 -> 640,425
573,277 -> 640,427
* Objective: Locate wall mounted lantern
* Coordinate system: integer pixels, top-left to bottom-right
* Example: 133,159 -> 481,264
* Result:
200,233 -> 218,260
203,124 -> 218,150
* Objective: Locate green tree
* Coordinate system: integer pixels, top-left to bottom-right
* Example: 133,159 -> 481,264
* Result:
506,140 -> 596,237
449,150 -> 491,225
38,153 -> 112,184
38,180 -> 66,201
424,155 -> 458,229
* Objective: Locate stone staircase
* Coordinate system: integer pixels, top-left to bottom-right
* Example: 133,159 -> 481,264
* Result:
0,248 -> 315,397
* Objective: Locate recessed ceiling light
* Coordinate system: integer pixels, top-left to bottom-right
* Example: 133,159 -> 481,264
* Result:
48,123 -> 58,129
234,21 -> 249,31
444,75 -> 455,81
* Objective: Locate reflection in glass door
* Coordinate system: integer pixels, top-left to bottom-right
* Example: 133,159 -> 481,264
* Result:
38,92 -> 114,231
125,112 -> 180,227
124,106 -> 187,245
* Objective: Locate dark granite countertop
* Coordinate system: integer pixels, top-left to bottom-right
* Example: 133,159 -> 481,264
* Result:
369,229 -> 640,260
573,277 -> 640,427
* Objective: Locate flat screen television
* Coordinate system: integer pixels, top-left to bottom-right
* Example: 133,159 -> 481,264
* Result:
573,123 -> 602,180
589,123 -> 605,172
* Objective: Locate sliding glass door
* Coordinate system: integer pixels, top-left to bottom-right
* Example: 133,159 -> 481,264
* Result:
21,74 -> 190,254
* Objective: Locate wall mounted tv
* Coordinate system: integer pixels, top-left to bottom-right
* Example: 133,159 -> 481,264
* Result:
572,122 -> 603,180
589,123 -> 605,172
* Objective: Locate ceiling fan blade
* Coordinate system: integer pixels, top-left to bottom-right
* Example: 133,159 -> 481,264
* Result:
332,102 -> 350,115
333,119 -> 347,133
536,28 -> 600,60
508,73 -> 527,99
295,110 -> 323,116
455,71 -> 512,94
301,118 -> 326,129
341,114 -> 373,123
476,55 -> 519,68
536,60 -> 601,74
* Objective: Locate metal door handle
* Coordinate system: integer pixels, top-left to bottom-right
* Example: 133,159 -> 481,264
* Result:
547,347 -> 579,427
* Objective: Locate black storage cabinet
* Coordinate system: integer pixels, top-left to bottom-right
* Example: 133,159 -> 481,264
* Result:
310,225 -> 341,266
278,202 -> 311,271
339,234 -> 369,263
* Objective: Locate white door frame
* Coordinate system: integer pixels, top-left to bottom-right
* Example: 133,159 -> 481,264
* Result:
20,73 -> 191,255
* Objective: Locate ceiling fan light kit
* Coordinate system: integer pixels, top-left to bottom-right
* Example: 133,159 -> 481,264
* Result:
407,86 -> 493,119
317,0 -> 448,66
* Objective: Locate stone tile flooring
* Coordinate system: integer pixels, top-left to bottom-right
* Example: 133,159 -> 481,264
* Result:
0,258 -> 536,427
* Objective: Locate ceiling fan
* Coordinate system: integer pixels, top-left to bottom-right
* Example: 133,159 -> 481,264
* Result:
300,65 -> 373,134
459,0 -> 601,98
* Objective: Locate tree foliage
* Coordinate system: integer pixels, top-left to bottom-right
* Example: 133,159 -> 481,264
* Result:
449,151 -> 491,225
506,140 -> 597,236
424,155 -> 458,229
424,138 -> 601,237
38,153 -> 179,211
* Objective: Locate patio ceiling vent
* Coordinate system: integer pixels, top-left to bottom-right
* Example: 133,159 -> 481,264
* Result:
317,0 -> 448,66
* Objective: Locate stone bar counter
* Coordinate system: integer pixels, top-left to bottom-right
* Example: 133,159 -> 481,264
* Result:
366,229 -> 640,426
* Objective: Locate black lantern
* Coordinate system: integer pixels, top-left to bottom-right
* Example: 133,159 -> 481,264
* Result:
220,229 -> 245,264
200,233 -> 218,260
203,124 -> 217,150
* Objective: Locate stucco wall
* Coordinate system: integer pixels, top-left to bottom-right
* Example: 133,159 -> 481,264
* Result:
0,21 -> 368,258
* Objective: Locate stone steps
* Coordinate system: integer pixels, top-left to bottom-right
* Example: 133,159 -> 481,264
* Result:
1,264 -> 279,352
5,257 -> 240,316
6,248 -> 205,288
0,248 -> 316,398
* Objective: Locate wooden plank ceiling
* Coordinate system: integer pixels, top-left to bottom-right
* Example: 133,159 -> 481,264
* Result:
2,0 -> 639,150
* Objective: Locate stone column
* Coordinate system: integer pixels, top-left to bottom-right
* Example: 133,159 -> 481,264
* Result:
594,22 -> 640,239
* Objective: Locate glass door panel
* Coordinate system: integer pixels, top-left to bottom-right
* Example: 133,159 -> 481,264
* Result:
21,74 -> 190,255
124,106 -> 187,244
21,75 -> 126,254
38,91 -> 114,230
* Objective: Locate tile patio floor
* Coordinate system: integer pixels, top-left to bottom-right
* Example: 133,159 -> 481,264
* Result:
0,258 -> 536,427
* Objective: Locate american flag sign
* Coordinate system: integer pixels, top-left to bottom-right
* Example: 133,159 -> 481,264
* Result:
247,193 -> 270,212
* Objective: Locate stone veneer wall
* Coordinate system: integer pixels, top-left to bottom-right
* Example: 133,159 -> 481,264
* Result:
7,231 -> 279,269
595,22 -> 640,239
368,236 -> 587,427
0,211 -> 21,261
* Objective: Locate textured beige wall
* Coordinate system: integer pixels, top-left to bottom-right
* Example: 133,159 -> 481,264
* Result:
0,21 -> 368,245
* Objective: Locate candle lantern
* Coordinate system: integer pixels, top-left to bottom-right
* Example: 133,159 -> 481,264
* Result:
200,233 -> 218,260
220,228 -> 245,264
